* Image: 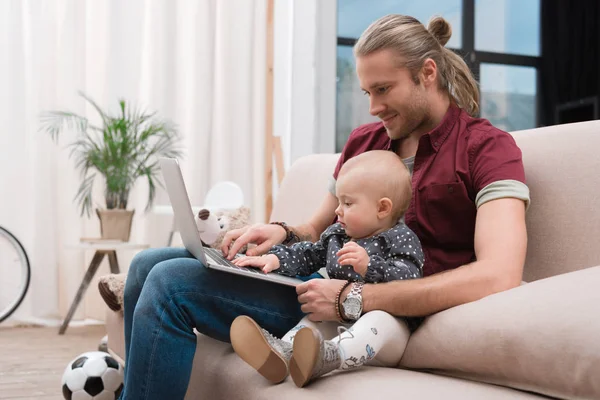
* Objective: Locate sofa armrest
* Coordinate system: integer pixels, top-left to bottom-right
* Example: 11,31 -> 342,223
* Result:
401,265 -> 600,400
105,308 -> 126,366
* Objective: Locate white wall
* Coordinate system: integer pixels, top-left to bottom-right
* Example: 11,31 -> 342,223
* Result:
273,0 -> 337,173
314,0 -> 338,156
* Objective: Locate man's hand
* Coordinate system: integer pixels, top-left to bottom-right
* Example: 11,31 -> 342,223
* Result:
296,279 -> 347,322
221,223 -> 287,260
337,242 -> 369,277
232,254 -> 281,273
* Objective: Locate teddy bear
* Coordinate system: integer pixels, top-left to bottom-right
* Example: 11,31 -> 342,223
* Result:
97,206 -> 251,313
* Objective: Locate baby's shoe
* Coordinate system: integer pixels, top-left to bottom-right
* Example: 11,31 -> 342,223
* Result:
230,316 -> 292,383
289,326 -> 342,387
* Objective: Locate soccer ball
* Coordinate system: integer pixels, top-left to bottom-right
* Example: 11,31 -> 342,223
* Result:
61,351 -> 124,400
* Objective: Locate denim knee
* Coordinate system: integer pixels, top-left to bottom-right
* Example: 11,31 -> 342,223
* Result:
142,259 -> 203,299
126,248 -> 161,292
128,247 -> 190,290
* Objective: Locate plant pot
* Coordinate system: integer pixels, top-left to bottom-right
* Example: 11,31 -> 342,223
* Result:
96,209 -> 135,242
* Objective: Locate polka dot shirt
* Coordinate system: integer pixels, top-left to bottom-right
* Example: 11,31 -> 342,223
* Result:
269,222 -> 424,283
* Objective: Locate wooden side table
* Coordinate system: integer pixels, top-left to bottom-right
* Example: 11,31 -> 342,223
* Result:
59,241 -> 149,335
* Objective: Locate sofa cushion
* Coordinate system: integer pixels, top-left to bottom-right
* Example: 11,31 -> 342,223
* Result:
401,265 -> 600,400
185,334 -> 543,399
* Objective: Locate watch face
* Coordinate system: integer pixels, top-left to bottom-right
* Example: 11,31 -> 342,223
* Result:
343,297 -> 362,319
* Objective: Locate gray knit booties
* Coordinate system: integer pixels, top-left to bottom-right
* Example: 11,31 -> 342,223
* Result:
97,273 -> 127,312
289,326 -> 342,387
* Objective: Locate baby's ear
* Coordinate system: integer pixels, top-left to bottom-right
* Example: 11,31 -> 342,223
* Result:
377,198 -> 393,218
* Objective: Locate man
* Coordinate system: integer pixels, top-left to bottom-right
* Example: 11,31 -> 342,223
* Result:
223,14 -> 528,321
119,15 -> 529,399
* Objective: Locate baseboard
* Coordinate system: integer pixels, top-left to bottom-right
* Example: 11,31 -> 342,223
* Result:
3,316 -> 105,328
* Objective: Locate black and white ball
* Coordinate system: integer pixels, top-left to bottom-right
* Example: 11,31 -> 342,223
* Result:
61,351 -> 124,400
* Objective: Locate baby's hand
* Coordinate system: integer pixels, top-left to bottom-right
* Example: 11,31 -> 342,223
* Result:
337,242 -> 369,277
232,254 -> 281,273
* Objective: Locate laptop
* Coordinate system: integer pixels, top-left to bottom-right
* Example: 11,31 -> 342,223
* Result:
159,158 -> 303,287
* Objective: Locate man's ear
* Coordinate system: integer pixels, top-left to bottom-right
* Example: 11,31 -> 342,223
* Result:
419,58 -> 438,88
377,198 -> 393,219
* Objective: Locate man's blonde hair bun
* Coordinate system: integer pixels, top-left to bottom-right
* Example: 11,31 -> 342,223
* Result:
427,16 -> 452,46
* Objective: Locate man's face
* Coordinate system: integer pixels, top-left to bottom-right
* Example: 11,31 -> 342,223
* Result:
356,49 -> 430,140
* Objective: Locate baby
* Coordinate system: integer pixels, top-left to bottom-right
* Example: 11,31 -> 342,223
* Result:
230,150 -> 424,387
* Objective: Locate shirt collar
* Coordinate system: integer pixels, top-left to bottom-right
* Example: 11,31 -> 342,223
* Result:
427,103 -> 460,152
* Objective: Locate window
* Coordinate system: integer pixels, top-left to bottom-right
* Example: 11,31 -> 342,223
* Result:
475,0 -> 540,56
335,0 -> 541,151
336,46 -> 378,152
338,0 -> 463,48
480,64 -> 537,131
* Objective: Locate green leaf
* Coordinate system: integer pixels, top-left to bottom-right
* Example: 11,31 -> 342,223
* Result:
74,173 -> 96,217
41,92 -> 183,214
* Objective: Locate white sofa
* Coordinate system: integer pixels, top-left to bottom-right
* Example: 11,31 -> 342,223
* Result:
106,120 -> 600,399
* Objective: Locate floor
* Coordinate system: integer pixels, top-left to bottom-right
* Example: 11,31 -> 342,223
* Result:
0,325 -> 106,400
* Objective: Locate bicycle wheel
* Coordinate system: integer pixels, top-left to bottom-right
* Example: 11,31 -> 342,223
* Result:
0,226 -> 31,323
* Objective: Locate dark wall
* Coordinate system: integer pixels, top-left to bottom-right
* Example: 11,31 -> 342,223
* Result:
540,0 -> 600,126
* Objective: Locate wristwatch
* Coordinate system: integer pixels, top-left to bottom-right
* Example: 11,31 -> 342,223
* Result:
341,282 -> 364,321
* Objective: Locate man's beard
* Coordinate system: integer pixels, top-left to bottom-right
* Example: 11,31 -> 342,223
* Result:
386,89 -> 430,140
386,105 -> 428,140
386,113 -> 424,139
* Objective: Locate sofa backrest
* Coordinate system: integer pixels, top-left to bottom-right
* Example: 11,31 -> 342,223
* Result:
271,120 -> 600,282
270,153 -> 340,226
512,120 -> 600,281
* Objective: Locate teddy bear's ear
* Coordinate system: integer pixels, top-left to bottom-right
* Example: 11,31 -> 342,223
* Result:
239,206 -> 251,219
198,209 -> 210,220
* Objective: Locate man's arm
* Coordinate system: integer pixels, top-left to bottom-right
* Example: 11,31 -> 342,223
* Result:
288,192 -> 338,243
222,192 -> 338,258
355,198 -> 527,317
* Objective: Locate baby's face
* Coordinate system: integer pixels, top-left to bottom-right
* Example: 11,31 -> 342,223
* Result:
335,175 -> 385,239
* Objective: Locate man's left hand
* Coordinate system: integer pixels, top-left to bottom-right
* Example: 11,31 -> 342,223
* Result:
296,278 -> 348,322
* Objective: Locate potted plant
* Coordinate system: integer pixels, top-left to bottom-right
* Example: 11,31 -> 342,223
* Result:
40,92 -> 183,241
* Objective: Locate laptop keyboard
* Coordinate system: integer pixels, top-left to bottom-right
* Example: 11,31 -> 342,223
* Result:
204,247 -> 266,275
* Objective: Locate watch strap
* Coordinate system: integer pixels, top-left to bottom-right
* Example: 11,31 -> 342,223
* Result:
349,281 -> 365,298
269,222 -> 300,245
335,281 -> 352,322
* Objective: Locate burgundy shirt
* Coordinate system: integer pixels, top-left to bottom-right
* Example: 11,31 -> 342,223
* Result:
333,104 -> 526,277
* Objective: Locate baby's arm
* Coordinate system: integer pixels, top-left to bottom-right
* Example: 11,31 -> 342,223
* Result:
364,228 -> 424,283
269,240 -> 327,277
364,255 -> 422,283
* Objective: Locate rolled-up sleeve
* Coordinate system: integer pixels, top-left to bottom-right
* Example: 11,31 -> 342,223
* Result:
476,179 -> 531,210
328,176 -> 336,196
469,129 -> 528,207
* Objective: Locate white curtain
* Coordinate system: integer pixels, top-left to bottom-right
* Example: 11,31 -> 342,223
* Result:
0,0 -> 266,324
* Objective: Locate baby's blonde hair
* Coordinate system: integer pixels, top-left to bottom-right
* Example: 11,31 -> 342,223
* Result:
338,150 -> 412,220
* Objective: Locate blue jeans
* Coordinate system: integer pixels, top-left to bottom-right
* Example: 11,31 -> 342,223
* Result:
119,247 -> 315,400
